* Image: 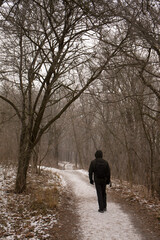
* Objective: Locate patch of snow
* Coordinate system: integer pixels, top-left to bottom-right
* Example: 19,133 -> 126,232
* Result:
41,166 -> 67,187
30,214 -> 57,234
58,161 -> 76,170
77,169 -> 88,176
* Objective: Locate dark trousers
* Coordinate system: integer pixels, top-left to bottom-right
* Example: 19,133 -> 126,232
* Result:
95,180 -> 107,211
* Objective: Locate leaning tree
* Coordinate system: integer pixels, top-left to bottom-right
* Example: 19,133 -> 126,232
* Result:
0,0 -> 125,193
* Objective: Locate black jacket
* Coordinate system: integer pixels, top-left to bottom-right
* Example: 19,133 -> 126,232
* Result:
89,158 -> 111,184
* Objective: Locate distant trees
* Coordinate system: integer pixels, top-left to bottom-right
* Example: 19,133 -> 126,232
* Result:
0,97 -> 19,165
56,0 -> 160,197
112,0 -> 160,196
0,0 -> 159,197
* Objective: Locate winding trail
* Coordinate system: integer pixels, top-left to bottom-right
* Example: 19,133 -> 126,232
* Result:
58,169 -> 144,240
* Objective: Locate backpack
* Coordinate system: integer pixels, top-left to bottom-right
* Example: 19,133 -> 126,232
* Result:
95,160 -> 108,179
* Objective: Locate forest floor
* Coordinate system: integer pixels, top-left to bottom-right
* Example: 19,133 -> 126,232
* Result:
0,164 -> 160,239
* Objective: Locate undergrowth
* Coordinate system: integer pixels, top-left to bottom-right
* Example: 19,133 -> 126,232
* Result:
30,186 -> 59,215
26,169 -> 60,215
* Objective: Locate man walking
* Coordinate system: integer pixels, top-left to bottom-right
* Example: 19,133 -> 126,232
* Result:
89,150 -> 111,213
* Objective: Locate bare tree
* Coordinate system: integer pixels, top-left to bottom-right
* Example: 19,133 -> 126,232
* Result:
0,0 -> 122,192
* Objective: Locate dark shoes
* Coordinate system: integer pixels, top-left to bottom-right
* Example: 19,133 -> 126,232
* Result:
98,209 -> 104,213
98,208 -> 107,213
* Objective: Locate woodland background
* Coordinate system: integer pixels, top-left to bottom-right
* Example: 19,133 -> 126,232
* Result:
0,0 -> 160,197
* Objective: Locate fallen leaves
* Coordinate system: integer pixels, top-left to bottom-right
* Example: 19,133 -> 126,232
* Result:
0,166 -> 61,239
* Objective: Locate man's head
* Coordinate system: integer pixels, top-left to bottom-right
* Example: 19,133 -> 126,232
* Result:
95,150 -> 103,158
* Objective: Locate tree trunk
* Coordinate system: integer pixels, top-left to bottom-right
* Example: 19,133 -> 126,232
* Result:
71,116 -> 84,169
15,148 -> 32,193
54,143 -> 59,167
32,149 -> 38,174
15,127 -> 33,193
32,143 -> 40,174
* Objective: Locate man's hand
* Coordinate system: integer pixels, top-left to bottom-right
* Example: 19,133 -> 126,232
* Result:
90,179 -> 94,185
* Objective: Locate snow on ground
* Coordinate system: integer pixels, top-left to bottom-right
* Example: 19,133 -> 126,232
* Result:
0,166 -> 58,240
1,164 -> 159,239
51,168 -> 144,240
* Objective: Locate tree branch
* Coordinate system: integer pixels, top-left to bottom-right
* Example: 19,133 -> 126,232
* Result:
0,95 -> 22,121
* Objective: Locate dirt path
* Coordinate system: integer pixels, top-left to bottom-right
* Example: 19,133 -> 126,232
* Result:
48,188 -> 81,240
56,169 -> 160,240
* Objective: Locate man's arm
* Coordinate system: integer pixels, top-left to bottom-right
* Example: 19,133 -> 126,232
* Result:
105,162 -> 111,184
89,161 -> 94,184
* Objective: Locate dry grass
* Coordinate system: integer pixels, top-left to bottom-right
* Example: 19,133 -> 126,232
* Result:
0,166 -> 63,239
26,170 -> 60,215
111,178 -> 160,223
30,186 -> 59,215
